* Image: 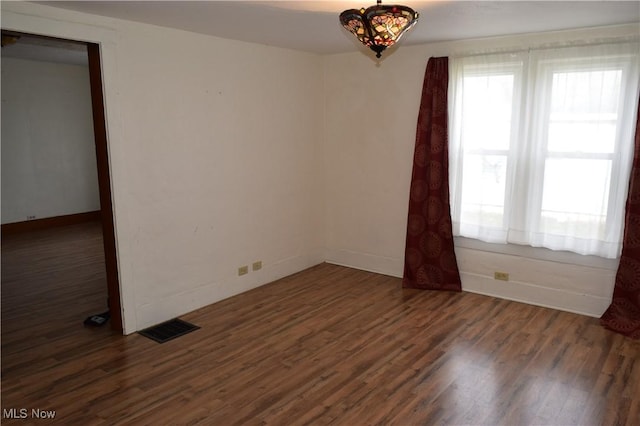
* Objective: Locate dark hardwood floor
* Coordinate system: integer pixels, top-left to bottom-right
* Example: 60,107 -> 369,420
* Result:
2,222 -> 639,425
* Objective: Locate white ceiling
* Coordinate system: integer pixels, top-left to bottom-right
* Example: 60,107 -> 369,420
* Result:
36,1 -> 640,55
2,1 -> 638,65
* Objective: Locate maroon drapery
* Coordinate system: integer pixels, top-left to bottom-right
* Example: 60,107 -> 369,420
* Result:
403,57 -> 461,291
601,97 -> 640,339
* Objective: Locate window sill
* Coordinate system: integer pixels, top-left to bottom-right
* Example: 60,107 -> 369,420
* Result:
453,237 -> 620,271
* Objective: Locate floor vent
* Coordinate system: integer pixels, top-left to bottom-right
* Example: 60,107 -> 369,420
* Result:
138,318 -> 200,343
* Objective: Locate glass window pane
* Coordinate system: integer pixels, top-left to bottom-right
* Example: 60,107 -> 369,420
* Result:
548,121 -> 616,153
462,74 -> 514,150
460,155 -> 507,227
540,158 -> 611,239
550,69 -> 621,115
548,69 -> 621,153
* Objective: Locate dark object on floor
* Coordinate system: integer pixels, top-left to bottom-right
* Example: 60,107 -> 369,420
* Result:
84,311 -> 110,327
138,318 -> 200,343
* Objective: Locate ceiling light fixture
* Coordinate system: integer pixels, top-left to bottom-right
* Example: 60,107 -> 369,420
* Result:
339,0 -> 419,58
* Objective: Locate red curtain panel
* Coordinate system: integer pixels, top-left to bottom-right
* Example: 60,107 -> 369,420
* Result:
403,57 -> 461,291
601,97 -> 640,339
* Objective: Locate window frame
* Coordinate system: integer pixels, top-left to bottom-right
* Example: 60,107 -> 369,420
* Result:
449,43 -> 640,259
450,54 -> 526,242
527,55 -> 634,245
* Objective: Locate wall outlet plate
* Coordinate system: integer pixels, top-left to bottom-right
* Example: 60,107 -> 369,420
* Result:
494,271 -> 509,281
252,261 -> 262,271
238,266 -> 249,276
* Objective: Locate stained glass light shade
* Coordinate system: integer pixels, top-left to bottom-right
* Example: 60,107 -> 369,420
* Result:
339,0 -> 419,58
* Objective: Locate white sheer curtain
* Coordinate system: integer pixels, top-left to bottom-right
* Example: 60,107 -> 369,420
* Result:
449,41 -> 640,258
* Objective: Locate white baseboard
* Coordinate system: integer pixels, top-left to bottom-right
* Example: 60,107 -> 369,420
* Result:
135,251 -> 325,331
325,247 -> 614,318
135,245 -> 614,331
460,272 -> 610,318
325,248 -> 403,278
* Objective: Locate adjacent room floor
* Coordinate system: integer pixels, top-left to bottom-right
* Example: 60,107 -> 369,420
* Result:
2,223 -> 639,425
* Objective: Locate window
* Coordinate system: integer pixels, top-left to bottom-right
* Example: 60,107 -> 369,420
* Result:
449,42 -> 640,258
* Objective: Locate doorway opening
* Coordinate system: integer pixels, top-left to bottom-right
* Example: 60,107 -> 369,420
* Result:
1,30 -> 122,332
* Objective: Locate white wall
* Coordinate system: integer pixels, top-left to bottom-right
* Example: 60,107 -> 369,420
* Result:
1,57 -> 100,224
2,2 -> 325,333
324,24 -> 640,318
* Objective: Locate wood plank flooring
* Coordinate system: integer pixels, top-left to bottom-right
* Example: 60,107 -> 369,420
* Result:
2,223 -> 639,425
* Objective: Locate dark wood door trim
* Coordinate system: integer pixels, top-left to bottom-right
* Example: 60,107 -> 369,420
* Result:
87,43 -> 123,333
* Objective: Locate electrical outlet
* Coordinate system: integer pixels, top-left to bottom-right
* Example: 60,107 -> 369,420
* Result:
494,271 -> 509,281
238,265 -> 249,276
252,261 -> 262,271
27,215 -> 36,220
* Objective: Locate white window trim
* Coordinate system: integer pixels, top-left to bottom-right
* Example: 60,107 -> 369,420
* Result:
454,237 -> 619,270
